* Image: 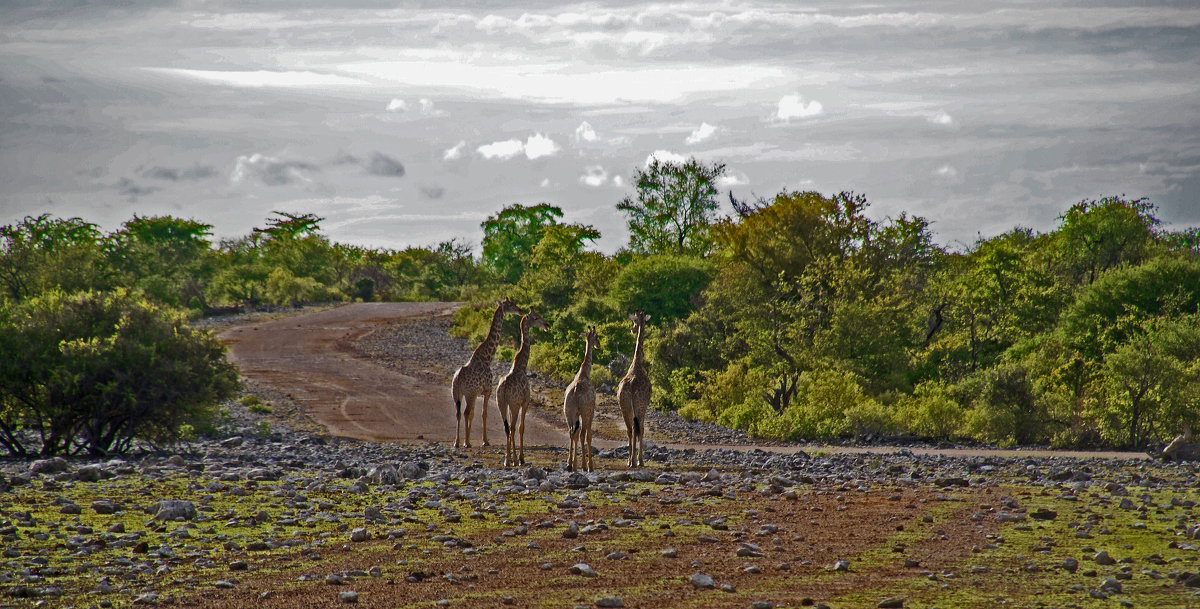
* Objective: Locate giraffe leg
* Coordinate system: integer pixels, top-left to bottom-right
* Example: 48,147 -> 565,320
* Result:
584,426 -> 593,472
518,406 -> 527,465
463,397 -> 475,449
481,393 -> 491,446
453,396 -> 462,450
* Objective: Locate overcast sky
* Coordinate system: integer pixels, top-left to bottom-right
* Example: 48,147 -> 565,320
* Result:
2,0 -> 1198,253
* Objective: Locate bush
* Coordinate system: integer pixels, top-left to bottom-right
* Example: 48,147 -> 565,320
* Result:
894,381 -> 965,440
0,290 -> 240,456
608,254 -> 714,322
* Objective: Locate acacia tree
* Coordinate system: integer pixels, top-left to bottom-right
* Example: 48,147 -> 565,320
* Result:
617,157 -> 726,256
110,215 -> 216,309
481,203 -> 565,283
0,214 -> 111,304
1057,196 -> 1159,285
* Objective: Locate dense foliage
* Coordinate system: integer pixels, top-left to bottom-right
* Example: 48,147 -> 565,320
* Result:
6,160 -> 1198,451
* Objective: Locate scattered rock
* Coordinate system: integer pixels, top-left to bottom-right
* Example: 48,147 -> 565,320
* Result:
690,573 -> 716,589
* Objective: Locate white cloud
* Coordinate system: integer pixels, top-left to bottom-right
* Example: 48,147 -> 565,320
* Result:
476,134 -> 560,161
928,110 -> 954,125
230,153 -> 316,186
476,139 -> 525,160
612,175 -> 624,187
386,98 -> 407,112
645,149 -> 688,166
685,122 -> 718,145
575,121 -> 598,143
539,177 -> 552,188
717,172 -> 749,188
443,141 -> 466,161
579,165 -> 609,187
145,68 -> 368,88
524,133 -> 560,160
777,93 -> 823,120
934,164 -> 958,178
418,98 -> 435,114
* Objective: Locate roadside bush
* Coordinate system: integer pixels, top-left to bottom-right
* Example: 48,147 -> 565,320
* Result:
608,254 -> 714,322
893,381 -> 965,440
0,289 -> 239,456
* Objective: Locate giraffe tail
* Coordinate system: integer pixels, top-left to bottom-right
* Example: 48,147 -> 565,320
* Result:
633,416 -> 641,437
502,414 -> 511,439
571,418 -> 581,436
454,398 -> 461,421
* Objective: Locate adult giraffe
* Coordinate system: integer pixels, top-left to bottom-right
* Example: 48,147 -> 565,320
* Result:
452,297 -> 525,449
617,311 -> 651,468
498,309 -> 549,467
563,326 -> 600,472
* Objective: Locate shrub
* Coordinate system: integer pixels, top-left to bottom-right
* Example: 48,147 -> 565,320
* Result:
894,381 -> 965,440
608,254 -> 714,322
0,289 -> 240,456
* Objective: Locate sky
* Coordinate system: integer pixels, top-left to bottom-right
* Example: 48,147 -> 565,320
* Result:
2,0 -> 1198,254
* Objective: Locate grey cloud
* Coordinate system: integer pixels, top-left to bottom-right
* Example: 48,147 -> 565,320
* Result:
365,152 -> 405,177
231,153 -> 318,186
115,177 -> 157,201
141,165 -> 218,181
420,185 -> 445,199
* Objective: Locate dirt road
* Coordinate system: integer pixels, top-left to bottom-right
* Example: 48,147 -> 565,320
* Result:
220,302 -> 1148,460
219,302 -> 568,447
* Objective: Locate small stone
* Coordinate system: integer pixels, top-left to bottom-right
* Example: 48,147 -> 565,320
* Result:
1062,557 -> 1079,573
877,596 -> 905,608
1094,550 -> 1116,565
690,573 -> 716,589
339,590 -> 359,603
752,602 -> 773,609
596,597 -> 624,608
832,560 -> 850,572
326,573 -> 345,585
569,563 -> 598,578
350,528 -> 370,542
661,547 -> 678,558
564,521 -> 580,539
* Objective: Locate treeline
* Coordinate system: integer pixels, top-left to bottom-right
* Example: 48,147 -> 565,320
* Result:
4,157 -> 1198,454
0,211 -> 479,455
454,159 -> 1200,451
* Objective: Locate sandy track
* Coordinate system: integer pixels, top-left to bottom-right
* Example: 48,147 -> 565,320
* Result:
219,302 -> 568,447
220,302 -> 1148,461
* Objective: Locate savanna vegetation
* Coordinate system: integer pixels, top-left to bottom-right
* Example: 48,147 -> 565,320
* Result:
3,158 -> 1198,454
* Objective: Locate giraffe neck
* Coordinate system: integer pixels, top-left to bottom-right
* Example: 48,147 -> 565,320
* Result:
471,305 -> 506,365
576,340 -> 594,382
511,321 -> 533,374
630,324 -> 646,373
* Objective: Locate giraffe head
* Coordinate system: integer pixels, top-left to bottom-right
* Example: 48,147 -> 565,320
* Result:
584,325 -> 600,352
629,311 -> 650,335
498,297 -> 526,316
522,308 -> 549,333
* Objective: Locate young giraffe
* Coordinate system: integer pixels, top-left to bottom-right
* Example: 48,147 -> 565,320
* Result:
616,311 -> 651,468
498,309 -> 549,467
563,326 -> 600,472
452,297 -> 525,450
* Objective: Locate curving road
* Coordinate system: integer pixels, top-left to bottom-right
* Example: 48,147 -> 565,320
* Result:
220,303 -> 1148,460
219,302 -> 568,446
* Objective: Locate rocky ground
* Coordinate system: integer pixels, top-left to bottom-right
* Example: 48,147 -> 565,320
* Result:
1,307 -> 1198,608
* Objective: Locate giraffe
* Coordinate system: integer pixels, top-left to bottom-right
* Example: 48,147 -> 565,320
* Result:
563,326 -> 600,472
452,297 -> 525,450
616,311 -> 651,468
498,308 -> 549,467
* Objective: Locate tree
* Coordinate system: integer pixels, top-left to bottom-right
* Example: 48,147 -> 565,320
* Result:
1057,196 -> 1159,285
608,254 -> 715,322
0,214 -> 111,303
617,157 -> 726,255
0,290 -> 239,456
110,215 -> 215,309
481,203 -> 566,283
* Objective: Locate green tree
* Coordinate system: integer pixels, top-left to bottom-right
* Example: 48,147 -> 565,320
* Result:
0,290 -> 239,456
110,215 -> 216,309
1057,196 -> 1159,285
481,203 -> 566,283
0,214 -> 111,303
608,254 -> 715,322
617,157 -> 726,255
